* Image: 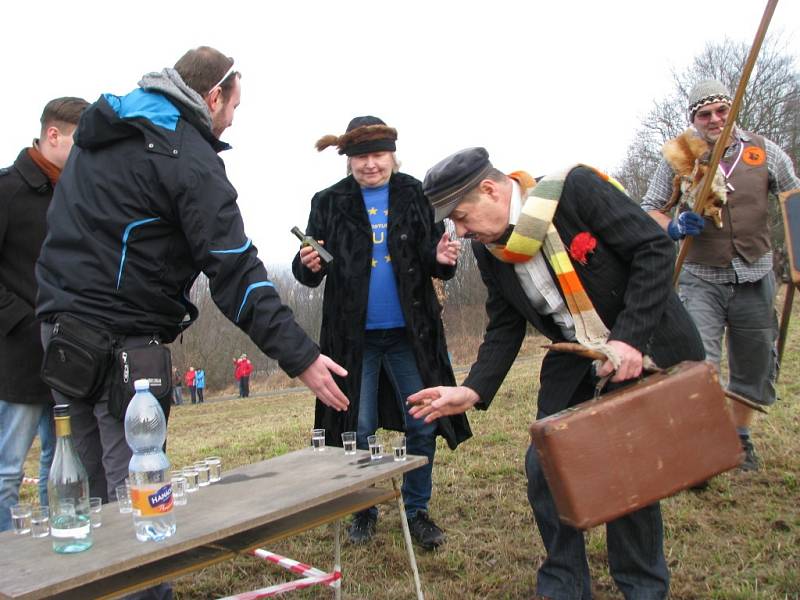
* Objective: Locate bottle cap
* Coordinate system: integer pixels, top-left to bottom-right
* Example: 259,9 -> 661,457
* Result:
134,379 -> 151,391
54,404 -> 70,418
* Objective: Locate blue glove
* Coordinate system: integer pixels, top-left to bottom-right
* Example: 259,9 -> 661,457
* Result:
667,211 -> 705,241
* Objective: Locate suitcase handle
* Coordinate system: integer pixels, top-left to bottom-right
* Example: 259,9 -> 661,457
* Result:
543,343 -> 767,414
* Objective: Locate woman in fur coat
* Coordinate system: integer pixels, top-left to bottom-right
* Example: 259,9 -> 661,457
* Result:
292,116 -> 471,550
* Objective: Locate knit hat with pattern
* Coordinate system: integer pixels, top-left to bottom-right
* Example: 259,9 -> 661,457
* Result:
688,79 -> 732,122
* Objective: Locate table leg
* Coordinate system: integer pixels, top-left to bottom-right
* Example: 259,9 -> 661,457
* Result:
334,519 -> 342,600
393,477 -> 424,600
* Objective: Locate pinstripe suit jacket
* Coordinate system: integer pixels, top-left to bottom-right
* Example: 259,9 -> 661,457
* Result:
462,167 -> 704,417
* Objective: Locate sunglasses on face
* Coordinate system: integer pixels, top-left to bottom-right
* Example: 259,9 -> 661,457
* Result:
695,105 -> 730,121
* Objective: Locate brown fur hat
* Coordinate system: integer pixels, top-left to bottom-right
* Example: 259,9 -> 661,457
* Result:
315,115 -> 397,156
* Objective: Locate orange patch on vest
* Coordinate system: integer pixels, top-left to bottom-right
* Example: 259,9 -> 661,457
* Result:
742,146 -> 765,166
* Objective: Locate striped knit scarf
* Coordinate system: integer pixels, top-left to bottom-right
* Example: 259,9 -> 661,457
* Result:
487,166 -> 624,350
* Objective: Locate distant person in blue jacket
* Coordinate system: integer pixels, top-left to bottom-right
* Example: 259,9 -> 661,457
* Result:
195,368 -> 205,403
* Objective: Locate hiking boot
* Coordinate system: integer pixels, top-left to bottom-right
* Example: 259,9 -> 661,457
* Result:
739,436 -> 760,472
348,510 -> 377,544
408,510 -> 446,550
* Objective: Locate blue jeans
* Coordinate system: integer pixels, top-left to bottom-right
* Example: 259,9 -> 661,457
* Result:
358,328 -> 437,518
0,401 -> 55,531
526,443 -> 669,600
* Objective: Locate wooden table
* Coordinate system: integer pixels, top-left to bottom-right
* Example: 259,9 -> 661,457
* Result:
0,448 -> 427,600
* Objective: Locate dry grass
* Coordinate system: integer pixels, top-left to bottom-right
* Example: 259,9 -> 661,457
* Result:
20,300 -> 800,599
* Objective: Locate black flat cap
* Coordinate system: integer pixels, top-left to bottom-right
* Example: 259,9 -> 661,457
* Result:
423,147 -> 493,222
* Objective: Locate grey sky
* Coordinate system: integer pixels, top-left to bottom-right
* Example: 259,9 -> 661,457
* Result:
3,0 -> 798,263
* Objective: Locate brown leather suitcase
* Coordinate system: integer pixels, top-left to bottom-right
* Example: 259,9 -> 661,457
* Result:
529,360 -> 743,529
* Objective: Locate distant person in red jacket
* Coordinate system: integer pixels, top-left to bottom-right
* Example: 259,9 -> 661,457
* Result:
233,354 -> 253,398
184,366 -> 197,404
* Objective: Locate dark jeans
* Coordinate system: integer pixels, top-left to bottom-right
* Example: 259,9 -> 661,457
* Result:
526,405 -> 669,600
239,376 -> 250,398
196,388 -> 204,403
357,328 -> 436,518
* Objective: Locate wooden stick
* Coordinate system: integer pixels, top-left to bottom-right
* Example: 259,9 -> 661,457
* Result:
672,0 -> 780,287
543,343 -> 767,413
776,283 -> 796,378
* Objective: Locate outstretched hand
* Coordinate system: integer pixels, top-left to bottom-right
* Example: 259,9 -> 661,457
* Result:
298,354 -> 349,411
407,385 -> 480,423
436,232 -> 461,266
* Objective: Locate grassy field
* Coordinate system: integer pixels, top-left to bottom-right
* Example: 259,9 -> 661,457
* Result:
21,304 -> 800,599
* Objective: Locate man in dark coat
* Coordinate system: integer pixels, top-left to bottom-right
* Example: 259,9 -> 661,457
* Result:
292,116 -> 471,549
410,148 -> 704,599
0,96 -> 88,531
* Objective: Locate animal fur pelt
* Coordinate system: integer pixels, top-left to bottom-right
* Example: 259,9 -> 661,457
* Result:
661,128 -> 727,228
315,124 -> 398,154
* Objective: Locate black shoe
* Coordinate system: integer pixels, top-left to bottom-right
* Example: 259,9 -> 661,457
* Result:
408,510 -> 445,550
739,436 -> 760,472
348,510 -> 377,544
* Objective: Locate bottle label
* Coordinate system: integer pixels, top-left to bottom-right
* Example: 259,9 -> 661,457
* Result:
131,483 -> 173,516
51,521 -> 91,538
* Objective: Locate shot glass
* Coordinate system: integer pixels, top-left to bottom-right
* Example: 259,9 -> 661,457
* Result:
392,435 -> 407,462
115,484 -> 133,513
183,467 -> 199,493
171,472 -> 187,506
89,497 -> 103,528
204,456 -> 222,482
11,503 -> 32,535
30,506 -> 50,538
194,461 -> 211,487
311,428 -> 326,451
367,435 -> 383,461
341,431 -> 357,455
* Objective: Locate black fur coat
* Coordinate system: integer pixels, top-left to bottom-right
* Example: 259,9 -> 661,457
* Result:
292,172 -> 472,450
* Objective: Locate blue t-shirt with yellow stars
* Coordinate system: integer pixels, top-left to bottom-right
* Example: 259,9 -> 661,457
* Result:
363,184 -> 405,330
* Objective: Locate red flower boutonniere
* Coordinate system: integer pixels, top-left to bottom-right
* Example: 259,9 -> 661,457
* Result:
569,232 -> 597,265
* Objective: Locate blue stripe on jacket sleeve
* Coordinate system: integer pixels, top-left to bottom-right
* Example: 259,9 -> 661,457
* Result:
210,239 -> 252,254
117,218 -> 160,289
235,281 -> 275,323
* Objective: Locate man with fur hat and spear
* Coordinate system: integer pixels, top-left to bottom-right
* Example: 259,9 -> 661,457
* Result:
292,116 -> 471,550
641,79 -> 800,471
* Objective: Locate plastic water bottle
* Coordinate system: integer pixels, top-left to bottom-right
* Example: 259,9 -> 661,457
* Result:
124,379 -> 176,541
48,404 -> 93,553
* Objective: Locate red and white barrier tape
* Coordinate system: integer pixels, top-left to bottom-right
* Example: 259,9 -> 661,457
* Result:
218,548 -> 341,599
22,477 -> 40,485
219,572 -> 341,600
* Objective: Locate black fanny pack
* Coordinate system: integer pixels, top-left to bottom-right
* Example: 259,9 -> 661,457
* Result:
40,315 -> 114,402
108,342 -> 173,420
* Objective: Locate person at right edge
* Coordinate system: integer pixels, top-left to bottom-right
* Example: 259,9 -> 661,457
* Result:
641,79 -> 800,471
292,116 -> 471,550
35,47 -> 348,599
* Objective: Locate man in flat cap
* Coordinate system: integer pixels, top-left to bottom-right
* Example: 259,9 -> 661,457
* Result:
292,116 -> 470,549
642,79 -> 800,471
409,148 -> 704,599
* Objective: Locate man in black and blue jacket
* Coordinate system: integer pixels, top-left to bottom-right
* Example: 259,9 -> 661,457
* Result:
36,47 -> 348,512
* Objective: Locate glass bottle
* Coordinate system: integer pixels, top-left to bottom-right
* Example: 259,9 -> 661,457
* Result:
48,404 -> 93,553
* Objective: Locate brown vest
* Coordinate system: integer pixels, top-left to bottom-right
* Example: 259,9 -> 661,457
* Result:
683,132 -> 770,267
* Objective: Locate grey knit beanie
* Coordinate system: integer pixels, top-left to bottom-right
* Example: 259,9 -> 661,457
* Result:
688,79 -> 732,122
